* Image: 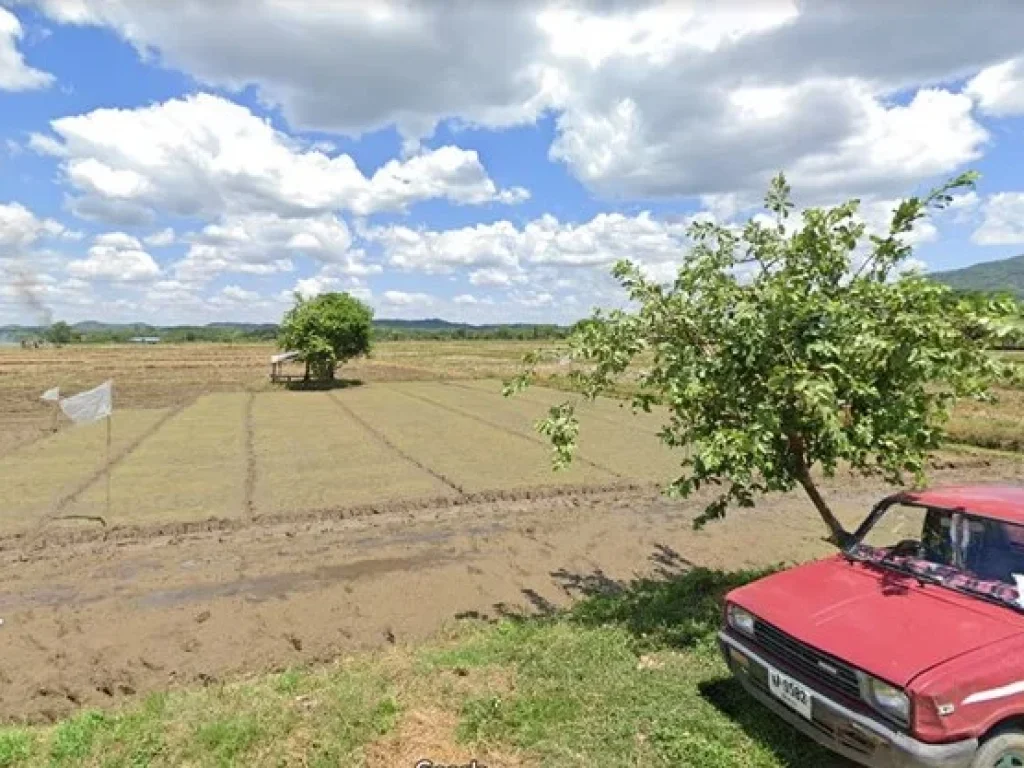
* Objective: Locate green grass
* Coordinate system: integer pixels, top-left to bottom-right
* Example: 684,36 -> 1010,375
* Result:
0,568 -> 852,767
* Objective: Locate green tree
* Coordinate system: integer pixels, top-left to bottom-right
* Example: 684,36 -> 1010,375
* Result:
44,321 -> 75,346
507,172 -> 1022,546
279,292 -> 373,381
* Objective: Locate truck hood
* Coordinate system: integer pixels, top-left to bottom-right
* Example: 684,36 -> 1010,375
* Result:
729,556 -> 1024,687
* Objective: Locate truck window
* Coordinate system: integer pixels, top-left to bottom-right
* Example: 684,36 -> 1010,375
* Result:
859,504 -> 938,559
855,504 -> 1024,587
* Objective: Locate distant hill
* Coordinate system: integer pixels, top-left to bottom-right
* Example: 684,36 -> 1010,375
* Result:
0,318 -> 570,343
930,253 -> 1024,299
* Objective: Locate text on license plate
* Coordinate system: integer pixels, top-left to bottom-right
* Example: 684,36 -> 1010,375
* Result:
768,666 -> 813,720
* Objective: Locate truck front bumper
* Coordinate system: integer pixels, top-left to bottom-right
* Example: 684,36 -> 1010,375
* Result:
718,632 -> 978,768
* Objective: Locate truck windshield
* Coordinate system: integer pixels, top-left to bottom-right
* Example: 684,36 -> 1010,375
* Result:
847,503 -> 1024,609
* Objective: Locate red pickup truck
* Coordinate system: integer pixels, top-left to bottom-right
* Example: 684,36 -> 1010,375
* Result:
720,485 -> 1024,768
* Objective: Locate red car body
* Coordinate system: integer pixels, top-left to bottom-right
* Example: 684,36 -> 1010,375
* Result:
719,486 -> 1024,768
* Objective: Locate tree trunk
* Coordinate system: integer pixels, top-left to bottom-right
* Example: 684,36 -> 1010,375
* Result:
787,433 -> 852,547
303,360 -> 310,383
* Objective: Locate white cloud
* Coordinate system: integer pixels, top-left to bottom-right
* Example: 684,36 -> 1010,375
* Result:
382,290 -> 434,306
946,190 -> 981,225
39,94 -> 524,224
218,284 -> 260,302
292,275 -> 342,300
67,232 -> 161,281
172,213 -> 383,284
0,8 -> 53,91
27,132 -> 66,156
30,1 -> 1022,202
948,191 -> 981,213
143,227 -> 175,247
972,193 -> 1024,245
514,290 -> 555,308
367,210 -> 690,276
966,57 -> 1024,116
856,198 -> 938,247
453,293 -> 481,304
0,201 -> 64,250
553,81 -> 988,202
470,268 -> 526,287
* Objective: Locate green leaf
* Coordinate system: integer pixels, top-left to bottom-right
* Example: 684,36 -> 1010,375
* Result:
507,169 -> 1014,543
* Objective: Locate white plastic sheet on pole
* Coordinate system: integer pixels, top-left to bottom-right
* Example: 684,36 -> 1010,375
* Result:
40,386 -> 60,402
60,381 -> 113,425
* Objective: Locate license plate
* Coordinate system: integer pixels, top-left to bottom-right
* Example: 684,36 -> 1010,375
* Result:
768,665 -> 813,720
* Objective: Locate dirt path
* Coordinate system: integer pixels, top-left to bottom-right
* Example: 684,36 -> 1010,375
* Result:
0,458 -> 1020,724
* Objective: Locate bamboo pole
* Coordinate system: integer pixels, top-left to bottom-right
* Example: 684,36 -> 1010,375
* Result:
105,382 -> 114,520
105,413 -> 112,520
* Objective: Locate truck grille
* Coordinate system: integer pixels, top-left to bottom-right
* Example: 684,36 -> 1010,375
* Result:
753,619 -> 862,702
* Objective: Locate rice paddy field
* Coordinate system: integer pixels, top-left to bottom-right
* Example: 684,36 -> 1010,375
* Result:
0,340 -> 1019,537
0,377 -> 677,536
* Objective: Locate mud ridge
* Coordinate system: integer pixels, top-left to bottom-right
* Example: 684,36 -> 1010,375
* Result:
326,391 -> 467,495
393,385 -> 625,478
242,391 -> 256,520
0,481 -> 655,550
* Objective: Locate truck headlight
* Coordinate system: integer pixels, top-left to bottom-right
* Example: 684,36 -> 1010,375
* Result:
865,676 -> 909,723
726,604 -> 756,637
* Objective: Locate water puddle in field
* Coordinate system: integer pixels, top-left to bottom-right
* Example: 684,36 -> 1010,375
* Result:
135,552 -> 456,609
349,521 -> 508,549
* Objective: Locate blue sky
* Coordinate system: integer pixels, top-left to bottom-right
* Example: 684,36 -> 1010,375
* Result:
1,1 -> 1023,326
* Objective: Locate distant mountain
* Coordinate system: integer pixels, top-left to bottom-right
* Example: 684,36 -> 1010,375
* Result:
373,318 -> 563,331
930,253 -> 1024,299
0,319 -> 568,336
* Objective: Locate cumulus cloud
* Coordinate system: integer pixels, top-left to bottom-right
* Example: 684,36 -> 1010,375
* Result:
366,210 -> 692,276
28,0 -> 1024,200
171,213 -> 385,284
39,93 -> 528,225
0,201 -> 64,250
143,227 -> 175,247
972,193 -> 1024,245
470,268 -> 527,287
855,198 -> 938,247
217,284 -> 260,303
67,232 -> 161,281
382,290 -> 434,306
966,57 -> 1024,116
0,8 -> 53,91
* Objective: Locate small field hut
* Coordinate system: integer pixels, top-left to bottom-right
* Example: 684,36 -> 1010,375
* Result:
270,350 -> 304,383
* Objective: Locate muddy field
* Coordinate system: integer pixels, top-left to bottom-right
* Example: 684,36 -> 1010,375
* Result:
0,456 -> 1019,724
0,342 -> 1021,726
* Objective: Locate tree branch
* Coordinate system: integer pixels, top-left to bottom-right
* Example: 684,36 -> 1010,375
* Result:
787,433 -> 852,547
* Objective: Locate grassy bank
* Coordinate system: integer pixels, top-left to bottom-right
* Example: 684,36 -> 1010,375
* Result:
0,568 -> 848,768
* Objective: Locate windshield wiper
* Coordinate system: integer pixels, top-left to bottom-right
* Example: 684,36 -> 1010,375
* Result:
848,549 -> 1024,613
846,548 -> 943,588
